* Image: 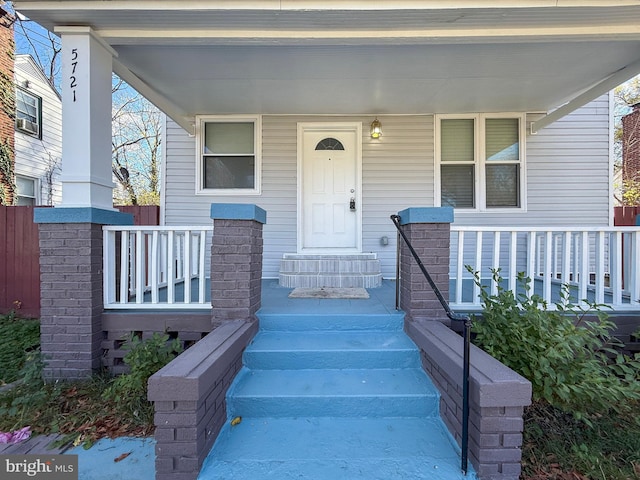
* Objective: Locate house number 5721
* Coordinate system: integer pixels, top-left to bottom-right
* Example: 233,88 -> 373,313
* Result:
70,48 -> 78,102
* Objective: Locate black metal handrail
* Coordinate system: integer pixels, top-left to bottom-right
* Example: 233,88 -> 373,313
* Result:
391,214 -> 471,476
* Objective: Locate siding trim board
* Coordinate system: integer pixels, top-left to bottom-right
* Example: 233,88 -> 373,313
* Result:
163,96 -> 611,279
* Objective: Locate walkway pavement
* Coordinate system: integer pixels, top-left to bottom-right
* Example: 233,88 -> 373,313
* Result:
0,435 -> 155,480
67,437 -> 156,480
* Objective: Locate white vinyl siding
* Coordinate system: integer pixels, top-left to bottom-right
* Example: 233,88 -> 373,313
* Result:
13,56 -> 62,206
453,94 -> 611,227
163,96 -> 610,279
164,115 -> 433,278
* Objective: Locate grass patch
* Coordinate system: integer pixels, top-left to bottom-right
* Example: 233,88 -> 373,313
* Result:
0,370 -> 153,448
522,400 -> 640,480
0,325 -> 180,448
0,311 -> 40,385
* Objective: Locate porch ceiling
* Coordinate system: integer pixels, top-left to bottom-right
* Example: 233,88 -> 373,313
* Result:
13,1 -> 640,128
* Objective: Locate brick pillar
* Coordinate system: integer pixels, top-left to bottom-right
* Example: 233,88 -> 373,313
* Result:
397,207 -> 453,324
210,204 -> 266,327
35,208 -> 133,380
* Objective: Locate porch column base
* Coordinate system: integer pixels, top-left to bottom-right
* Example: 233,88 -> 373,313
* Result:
210,204 -> 266,327
35,207 -> 133,380
397,207 -> 453,324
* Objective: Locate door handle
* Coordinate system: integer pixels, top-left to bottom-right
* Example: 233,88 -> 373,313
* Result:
350,197 -> 356,211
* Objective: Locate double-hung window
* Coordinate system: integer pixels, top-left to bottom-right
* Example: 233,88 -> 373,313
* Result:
197,116 -> 261,194
15,88 -> 42,138
15,175 -> 38,206
437,114 -> 524,210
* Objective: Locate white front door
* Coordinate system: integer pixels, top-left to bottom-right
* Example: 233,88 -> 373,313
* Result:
298,123 -> 362,252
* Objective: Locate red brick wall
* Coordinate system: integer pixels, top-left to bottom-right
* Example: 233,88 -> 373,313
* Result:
0,7 -> 15,205
622,104 -> 640,185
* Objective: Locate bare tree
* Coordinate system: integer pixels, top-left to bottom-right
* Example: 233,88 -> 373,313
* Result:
42,148 -> 61,205
112,76 -> 162,206
7,4 -> 163,206
613,76 -> 640,206
614,76 -> 640,163
6,3 -> 61,90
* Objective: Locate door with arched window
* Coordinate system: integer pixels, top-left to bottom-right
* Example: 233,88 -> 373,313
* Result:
298,123 -> 362,252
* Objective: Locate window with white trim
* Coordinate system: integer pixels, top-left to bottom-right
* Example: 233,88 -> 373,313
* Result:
197,116 -> 261,194
15,88 -> 42,138
437,114 -> 524,210
15,175 -> 38,206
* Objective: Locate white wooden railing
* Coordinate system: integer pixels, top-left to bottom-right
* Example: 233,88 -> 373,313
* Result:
102,224 -> 640,311
103,226 -> 213,309
450,226 -> 640,311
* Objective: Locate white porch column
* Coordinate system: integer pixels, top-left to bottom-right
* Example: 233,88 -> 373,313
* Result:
57,26 -> 116,210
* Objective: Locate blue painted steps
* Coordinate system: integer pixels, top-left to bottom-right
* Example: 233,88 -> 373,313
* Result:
229,367 -> 439,417
201,417 -> 465,480
243,331 -> 421,369
198,312 -> 473,480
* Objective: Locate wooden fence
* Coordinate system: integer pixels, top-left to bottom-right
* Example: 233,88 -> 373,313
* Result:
614,206 -> 640,226
0,205 -> 159,318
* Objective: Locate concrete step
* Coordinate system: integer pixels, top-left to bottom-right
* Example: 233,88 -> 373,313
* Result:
244,330 -> 421,369
279,253 -> 383,288
257,312 -> 406,332
198,416 -> 473,480
279,273 -> 384,288
227,367 -> 439,418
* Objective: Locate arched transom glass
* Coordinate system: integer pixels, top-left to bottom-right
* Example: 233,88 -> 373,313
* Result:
315,138 -> 345,151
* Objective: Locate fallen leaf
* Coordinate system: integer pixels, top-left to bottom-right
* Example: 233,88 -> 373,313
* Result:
114,452 -> 132,463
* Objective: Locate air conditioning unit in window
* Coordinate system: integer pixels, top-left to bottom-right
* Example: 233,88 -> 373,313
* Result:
16,118 -> 39,135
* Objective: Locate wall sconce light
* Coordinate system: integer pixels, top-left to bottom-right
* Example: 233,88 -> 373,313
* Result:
370,118 -> 382,139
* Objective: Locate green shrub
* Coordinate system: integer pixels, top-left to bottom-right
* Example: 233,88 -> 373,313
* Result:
470,268 -> 640,421
0,312 -> 40,385
103,332 -> 182,423
0,349 -> 51,430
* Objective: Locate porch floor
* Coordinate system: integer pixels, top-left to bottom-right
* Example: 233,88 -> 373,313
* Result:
137,276 -> 637,310
259,278 -> 398,315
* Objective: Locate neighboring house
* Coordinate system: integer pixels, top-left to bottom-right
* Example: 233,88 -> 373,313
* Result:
13,54 -> 62,206
622,102 -> 640,185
